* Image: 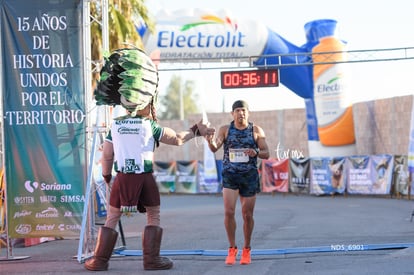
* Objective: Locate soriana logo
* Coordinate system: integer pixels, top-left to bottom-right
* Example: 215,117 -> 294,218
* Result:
143,9 -> 269,60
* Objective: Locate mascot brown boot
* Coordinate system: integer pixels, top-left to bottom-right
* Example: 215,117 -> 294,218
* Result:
142,225 -> 173,270
84,227 -> 118,271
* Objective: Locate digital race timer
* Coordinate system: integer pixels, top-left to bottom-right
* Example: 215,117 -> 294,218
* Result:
220,68 -> 279,89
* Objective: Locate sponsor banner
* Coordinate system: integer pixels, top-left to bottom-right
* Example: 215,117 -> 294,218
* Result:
0,168 -> 4,228
310,157 -> 346,195
154,161 -> 177,193
198,161 -> 221,193
261,159 -> 289,193
199,140 -> 220,193
215,160 -> 223,185
408,96 -> 414,192
92,145 -> 109,218
141,9 -> 268,62
408,96 -> 414,173
289,158 -> 311,193
94,184 -> 107,218
1,0 -> 86,238
175,160 -> 198,194
346,155 -> 394,195
392,155 -> 409,196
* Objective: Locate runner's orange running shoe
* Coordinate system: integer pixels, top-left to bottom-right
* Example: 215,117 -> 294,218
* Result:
225,247 -> 238,265
240,247 -> 251,265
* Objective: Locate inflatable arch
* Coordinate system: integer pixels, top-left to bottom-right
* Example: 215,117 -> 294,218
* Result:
138,9 -> 356,157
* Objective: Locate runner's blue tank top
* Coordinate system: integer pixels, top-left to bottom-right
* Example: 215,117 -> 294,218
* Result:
223,121 -> 258,173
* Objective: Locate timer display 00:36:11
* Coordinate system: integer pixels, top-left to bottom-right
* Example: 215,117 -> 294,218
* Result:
220,69 -> 279,89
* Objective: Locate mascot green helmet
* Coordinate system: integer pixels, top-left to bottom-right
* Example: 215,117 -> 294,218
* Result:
94,48 -> 159,115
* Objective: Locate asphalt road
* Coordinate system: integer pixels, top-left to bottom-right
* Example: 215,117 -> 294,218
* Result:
2,193 -> 414,274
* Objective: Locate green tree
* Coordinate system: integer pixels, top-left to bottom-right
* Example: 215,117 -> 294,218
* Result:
90,0 -> 155,85
158,75 -> 200,120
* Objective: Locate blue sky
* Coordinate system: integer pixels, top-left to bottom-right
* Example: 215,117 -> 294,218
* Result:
147,0 -> 414,112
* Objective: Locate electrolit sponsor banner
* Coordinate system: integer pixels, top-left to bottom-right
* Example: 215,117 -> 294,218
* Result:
1,0 -> 86,238
141,9 -> 269,61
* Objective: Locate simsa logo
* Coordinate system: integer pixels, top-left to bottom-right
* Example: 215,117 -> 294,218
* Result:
24,180 -> 72,193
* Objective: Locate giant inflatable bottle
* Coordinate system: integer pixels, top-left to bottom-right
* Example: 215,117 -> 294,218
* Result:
306,19 -> 355,147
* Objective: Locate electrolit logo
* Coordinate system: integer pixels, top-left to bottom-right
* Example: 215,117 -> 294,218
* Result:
316,73 -> 344,94
157,14 -> 247,49
314,66 -> 350,126
181,15 -> 238,31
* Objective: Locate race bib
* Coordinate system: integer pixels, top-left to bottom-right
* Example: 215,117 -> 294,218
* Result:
229,148 -> 249,163
122,159 -> 142,173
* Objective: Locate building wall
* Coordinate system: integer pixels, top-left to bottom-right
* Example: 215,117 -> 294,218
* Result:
154,95 -> 413,162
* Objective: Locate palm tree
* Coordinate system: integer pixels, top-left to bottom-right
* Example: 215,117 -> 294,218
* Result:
90,0 -> 155,84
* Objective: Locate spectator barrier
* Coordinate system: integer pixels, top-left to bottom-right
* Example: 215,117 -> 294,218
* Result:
151,155 -> 411,197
